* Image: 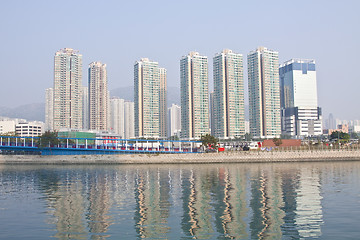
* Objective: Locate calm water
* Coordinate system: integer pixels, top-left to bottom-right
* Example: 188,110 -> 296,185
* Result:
0,161 -> 359,239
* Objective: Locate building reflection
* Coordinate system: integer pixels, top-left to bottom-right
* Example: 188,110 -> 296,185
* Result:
181,168 -> 218,239
39,169 -> 113,239
19,163 -> 326,239
249,167 -> 285,240
294,167 -> 323,238
280,168 -> 301,239
215,167 -> 248,239
134,168 -> 171,239
86,172 -> 111,239
51,179 -> 88,239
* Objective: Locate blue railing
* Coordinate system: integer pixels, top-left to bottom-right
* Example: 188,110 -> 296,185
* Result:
0,136 -> 202,155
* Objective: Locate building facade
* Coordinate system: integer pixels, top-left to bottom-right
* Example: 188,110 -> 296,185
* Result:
159,67 -> 167,138
110,98 -> 135,139
53,48 -> 83,130
124,101 -> 135,139
45,88 -> 54,131
110,98 -> 125,137
168,104 -> 181,138
88,62 -> 109,131
0,120 -> 17,135
279,59 -> 322,137
15,121 -> 44,137
210,91 -> 215,136
180,52 -> 209,139
82,86 -> 89,130
248,47 -> 281,138
213,49 -> 245,138
134,58 -> 166,138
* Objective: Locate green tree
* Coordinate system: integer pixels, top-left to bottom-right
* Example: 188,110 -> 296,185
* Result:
244,133 -> 252,141
272,137 -> 282,146
38,131 -> 60,148
330,131 -> 350,142
350,132 -> 359,139
200,134 -> 218,150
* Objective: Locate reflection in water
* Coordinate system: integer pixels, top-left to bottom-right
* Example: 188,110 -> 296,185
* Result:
134,169 -> 172,238
181,169 -> 195,237
41,170 -> 113,239
1,162 -> 359,239
86,172 -> 111,239
226,167 -> 248,239
134,170 -> 147,237
281,168 -> 301,239
295,167 -> 323,238
45,176 -> 87,239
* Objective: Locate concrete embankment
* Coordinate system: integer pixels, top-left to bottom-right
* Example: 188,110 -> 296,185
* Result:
1,150 -> 360,164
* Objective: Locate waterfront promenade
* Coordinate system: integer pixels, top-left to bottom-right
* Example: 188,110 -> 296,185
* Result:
1,149 -> 360,164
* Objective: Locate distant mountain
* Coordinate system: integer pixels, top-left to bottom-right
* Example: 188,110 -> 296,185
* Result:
110,86 -> 180,107
167,86 -> 181,106
0,103 -> 45,122
110,86 -> 134,101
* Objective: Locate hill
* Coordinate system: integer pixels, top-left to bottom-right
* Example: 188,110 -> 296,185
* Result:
0,103 -> 45,122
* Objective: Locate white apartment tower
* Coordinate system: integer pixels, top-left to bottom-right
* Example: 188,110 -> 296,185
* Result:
180,52 -> 209,139
82,86 -> 89,130
168,104 -> 181,137
210,91 -> 215,136
88,62 -> 109,131
111,98 -> 125,137
110,98 -> 134,139
248,47 -> 281,138
53,48 -> 83,130
159,67 -> 167,138
213,49 -> 245,138
134,58 -> 167,138
124,101 -> 135,138
45,88 -> 54,131
280,59 -> 322,136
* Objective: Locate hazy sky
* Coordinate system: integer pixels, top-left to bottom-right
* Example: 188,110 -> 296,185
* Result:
1,0 -> 359,120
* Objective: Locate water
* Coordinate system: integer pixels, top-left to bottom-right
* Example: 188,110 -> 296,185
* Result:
0,161 -> 359,239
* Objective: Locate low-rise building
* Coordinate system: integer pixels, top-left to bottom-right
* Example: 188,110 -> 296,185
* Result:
15,121 -> 44,137
281,107 -> 322,137
0,120 -> 16,135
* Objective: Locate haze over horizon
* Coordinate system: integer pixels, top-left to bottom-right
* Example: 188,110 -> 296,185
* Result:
1,0 -> 359,120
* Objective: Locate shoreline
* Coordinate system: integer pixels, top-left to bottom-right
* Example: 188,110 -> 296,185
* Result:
1,150 -> 360,164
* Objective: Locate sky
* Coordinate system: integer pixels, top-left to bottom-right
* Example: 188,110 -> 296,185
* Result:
1,0 -> 359,120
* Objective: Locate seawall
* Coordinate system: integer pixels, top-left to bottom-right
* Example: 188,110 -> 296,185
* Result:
1,150 -> 360,164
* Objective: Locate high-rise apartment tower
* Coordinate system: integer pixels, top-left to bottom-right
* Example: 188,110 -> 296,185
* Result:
134,58 -> 167,138
213,49 -> 245,138
168,104 -> 181,138
110,98 -> 135,139
88,62 -> 109,131
82,86 -> 89,130
248,47 -> 281,138
53,48 -> 83,130
45,88 -> 54,131
180,52 -> 209,139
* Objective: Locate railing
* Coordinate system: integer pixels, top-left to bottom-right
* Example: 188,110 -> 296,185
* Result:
0,136 -> 202,154
219,142 -> 360,152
